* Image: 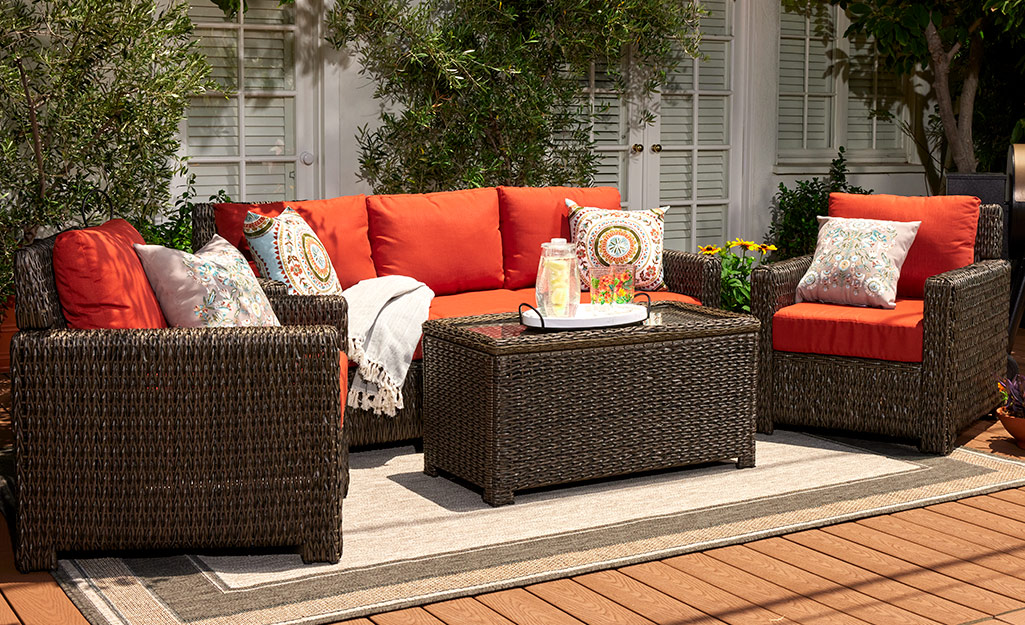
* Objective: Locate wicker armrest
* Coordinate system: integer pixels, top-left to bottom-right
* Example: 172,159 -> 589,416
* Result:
921,259 -> 1011,451
663,250 -> 721,308
750,254 -> 812,324
10,325 -> 343,570
267,294 -> 348,343
258,278 -> 288,298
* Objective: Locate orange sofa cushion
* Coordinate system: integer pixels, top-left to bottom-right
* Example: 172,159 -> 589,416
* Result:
498,186 -> 622,289
773,299 -> 925,363
828,193 -> 980,298
53,219 -> 168,330
367,188 -> 504,296
214,195 -> 375,289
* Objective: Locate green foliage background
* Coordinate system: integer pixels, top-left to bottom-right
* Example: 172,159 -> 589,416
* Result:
0,0 -> 214,305
766,148 -> 872,261
324,0 -> 704,193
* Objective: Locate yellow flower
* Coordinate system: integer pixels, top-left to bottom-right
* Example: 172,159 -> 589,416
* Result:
758,243 -> 778,254
698,244 -> 721,255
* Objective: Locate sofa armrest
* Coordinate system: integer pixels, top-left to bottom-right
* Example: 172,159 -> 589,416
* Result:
10,325 -> 344,569
258,278 -> 288,298
663,250 -> 721,308
921,259 -> 1010,452
266,293 -> 348,345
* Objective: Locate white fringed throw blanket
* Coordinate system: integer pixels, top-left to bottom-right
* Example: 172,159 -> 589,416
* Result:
344,275 -> 434,416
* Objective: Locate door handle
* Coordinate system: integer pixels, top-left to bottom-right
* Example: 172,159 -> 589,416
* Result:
300,151 -> 316,166
651,144 -> 663,153
631,144 -> 644,154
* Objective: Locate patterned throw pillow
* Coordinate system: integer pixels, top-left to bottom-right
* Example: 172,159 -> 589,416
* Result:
566,199 -> 668,291
797,216 -> 921,309
243,207 -> 344,296
134,235 -> 280,327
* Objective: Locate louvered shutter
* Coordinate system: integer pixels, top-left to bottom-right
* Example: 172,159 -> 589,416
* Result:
183,0 -> 299,202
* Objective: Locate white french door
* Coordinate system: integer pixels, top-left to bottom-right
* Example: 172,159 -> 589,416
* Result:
587,0 -> 734,251
182,0 -> 321,202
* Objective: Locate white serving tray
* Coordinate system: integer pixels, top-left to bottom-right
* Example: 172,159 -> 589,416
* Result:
519,302 -> 649,330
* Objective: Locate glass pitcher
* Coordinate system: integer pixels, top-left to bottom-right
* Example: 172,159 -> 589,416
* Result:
535,238 -> 580,318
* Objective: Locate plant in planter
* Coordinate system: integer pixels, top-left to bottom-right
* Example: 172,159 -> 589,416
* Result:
0,0 -> 215,312
997,374 -> 1025,448
699,240 -> 776,314
324,0 -> 703,193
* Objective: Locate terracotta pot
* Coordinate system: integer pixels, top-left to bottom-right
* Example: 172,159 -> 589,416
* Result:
997,406 -> 1025,450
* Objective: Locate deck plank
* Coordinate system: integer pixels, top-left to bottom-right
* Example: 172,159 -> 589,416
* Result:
620,560 -> 800,625
476,588 -> 585,625
858,513 -> 1025,578
746,538 -> 946,625
0,516 -> 87,625
526,578 -> 656,625
0,595 -> 18,625
574,569 -> 727,625
424,598 -> 516,625
664,551 -> 872,625
894,507 -> 1025,559
959,493 -> 1025,523
788,528 -> 1017,615
821,521 -> 1025,601
708,544 -> 942,625
372,608 -> 447,625
929,500 -> 1025,539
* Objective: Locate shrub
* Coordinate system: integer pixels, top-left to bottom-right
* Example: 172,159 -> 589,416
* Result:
766,148 -> 872,261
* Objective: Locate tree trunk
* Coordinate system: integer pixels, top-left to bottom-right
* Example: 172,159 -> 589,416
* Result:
924,22 -> 978,173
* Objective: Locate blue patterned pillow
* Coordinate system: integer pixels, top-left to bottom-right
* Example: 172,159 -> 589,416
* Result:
243,207 -> 344,296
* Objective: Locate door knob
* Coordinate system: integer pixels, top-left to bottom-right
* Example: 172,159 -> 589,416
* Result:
300,151 -> 316,166
651,144 -> 663,153
631,143 -> 644,154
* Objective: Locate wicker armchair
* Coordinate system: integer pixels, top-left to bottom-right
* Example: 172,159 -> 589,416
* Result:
192,202 -> 722,448
10,233 -> 348,572
751,204 -> 1010,454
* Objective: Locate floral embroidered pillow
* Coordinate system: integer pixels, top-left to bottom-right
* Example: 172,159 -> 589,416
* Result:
566,199 -> 668,291
134,235 -> 280,327
243,207 -> 344,296
797,216 -> 921,309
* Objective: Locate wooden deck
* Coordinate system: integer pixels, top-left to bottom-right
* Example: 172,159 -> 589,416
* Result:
3,338 -> 1025,624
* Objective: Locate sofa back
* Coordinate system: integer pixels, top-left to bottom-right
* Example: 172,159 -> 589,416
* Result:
195,185 -> 623,295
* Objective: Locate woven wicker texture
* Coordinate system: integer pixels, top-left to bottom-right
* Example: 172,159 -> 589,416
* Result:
751,205 -> 1010,454
11,235 -> 347,571
422,303 -> 759,505
193,201 -> 723,449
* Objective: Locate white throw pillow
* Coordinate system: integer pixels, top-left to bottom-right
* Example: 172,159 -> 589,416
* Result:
134,235 -> 280,327
566,199 -> 668,291
796,216 -> 921,309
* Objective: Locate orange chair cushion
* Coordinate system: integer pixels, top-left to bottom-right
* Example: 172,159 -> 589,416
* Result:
53,219 -> 168,330
498,186 -> 622,289
828,193 -> 980,298
214,195 -> 376,289
367,188 -> 504,296
772,299 -> 925,363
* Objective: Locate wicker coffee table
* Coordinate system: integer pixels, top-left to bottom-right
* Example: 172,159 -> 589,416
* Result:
421,302 -> 760,505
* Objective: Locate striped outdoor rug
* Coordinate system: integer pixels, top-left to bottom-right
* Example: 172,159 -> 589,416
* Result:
54,431 -> 1025,625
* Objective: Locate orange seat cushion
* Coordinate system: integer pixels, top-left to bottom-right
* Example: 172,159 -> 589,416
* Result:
773,299 -> 925,363
829,193 -> 980,298
214,195 -> 376,289
53,219 -> 168,330
498,186 -> 622,289
367,188 -> 504,296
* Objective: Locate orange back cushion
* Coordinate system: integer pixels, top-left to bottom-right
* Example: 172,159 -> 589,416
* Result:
498,186 -> 622,289
53,219 -> 168,330
367,188 -> 504,295
828,193 -> 980,298
214,195 -> 376,289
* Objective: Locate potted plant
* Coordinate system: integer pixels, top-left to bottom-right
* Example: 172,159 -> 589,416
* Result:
997,375 -> 1025,448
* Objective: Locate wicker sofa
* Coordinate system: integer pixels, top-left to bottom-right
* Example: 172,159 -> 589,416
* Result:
11,233 -> 348,571
193,186 -> 722,449
751,201 -> 1009,454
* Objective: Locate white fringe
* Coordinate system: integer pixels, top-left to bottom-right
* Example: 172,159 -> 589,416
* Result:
347,336 -> 405,416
